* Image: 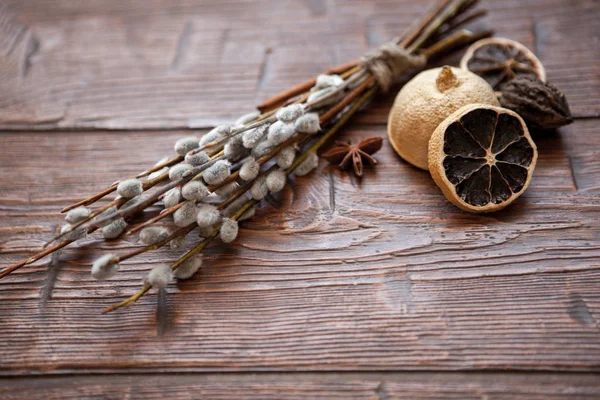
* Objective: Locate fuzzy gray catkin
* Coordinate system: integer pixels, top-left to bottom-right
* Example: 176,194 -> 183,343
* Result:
267,121 -> 295,145
239,205 -> 256,221
200,125 -> 231,146
294,152 -> 319,176
120,195 -> 142,210
239,158 -> 260,181
203,160 -> 231,185
276,104 -> 304,123
294,113 -> 321,134
251,139 -> 274,158
182,180 -> 210,201
102,218 -> 127,239
214,181 -> 238,196
235,111 -> 260,127
91,254 -> 119,280
224,134 -> 247,162
185,149 -> 210,166
65,206 -> 92,224
307,87 -> 335,105
147,264 -> 173,288
169,163 -> 193,181
174,201 -> 197,227
315,74 -> 344,89
223,194 -> 250,218
139,226 -> 170,245
220,218 -> 239,243
60,224 -> 72,234
198,226 -> 215,238
250,176 -> 269,200
117,179 -> 143,199
163,187 -> 182,209
148,166 -> 169,181
174,136 -> 199,156
242,125 -> 268,149
170,235 -> 187,249
266,169 -> 287,193
174,254 -> 203,280
276,146 -> 296,169
196,204 -> 221,228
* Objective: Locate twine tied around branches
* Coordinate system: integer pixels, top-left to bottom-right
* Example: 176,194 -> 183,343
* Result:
360,43 -> 427,92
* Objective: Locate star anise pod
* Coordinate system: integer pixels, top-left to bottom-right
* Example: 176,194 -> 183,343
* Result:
322,137 -> 383,177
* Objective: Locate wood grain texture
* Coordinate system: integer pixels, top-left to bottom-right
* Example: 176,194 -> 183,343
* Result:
1,119 -> 599,374
0,0 -> 597,130
1,372 -> 600,399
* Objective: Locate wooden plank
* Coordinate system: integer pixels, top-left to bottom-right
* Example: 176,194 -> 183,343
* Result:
0,0 -> 597,130
1,119 -> 599,374
1,372 -> 599,399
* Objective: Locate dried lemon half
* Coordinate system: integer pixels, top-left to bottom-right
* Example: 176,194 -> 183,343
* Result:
428,104 -> 537,213
460,38 -> 545,92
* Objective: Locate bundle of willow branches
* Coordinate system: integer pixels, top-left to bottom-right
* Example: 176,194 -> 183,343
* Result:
1,0 -> 491,313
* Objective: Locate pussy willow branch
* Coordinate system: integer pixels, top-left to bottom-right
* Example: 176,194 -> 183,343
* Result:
103,86 -> 378,313
1,0 -> 490,304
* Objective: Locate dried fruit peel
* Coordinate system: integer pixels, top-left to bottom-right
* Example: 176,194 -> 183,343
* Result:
388,66 -> 499,170
460,37 -> 546,92
429,104 -> 537,213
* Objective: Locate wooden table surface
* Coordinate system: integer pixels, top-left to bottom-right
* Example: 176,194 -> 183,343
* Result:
1,0 -> 599,398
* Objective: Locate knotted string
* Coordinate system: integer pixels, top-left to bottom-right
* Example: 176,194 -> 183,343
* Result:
360,43 -> 427,92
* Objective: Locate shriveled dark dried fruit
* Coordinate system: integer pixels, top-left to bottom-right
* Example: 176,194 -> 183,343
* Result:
460,38 -> 545,91
500,76 -> 573,130
429,104 -> 537,213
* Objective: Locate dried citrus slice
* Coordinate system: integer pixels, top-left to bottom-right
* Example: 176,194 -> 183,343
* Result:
428,104 -> 537,213
460,38 -> 545,92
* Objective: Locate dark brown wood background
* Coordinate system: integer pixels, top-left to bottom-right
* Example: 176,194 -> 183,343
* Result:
0,0 -> 599,398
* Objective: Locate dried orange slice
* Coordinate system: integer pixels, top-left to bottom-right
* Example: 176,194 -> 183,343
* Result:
460,38 -> 545,92
428,104 -> 537,213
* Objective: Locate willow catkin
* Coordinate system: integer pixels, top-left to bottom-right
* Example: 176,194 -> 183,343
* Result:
139,226 -> 170,245
220,218 -> 239,243
163,187 -> 182,209
185,149 -> 210,166
203,160 -> 231,185
117,179 -> 143,199
294,152 -> 319,176
196,204 -> 221,228
224,135 -> 247,162
200,125 -> 231,146
294,112 -> 320,134
307,87 -> 335,104
146,264 -> 173,288
174,201 -> 197,227
182,180 -> 210,201
239,205 -> 256,221
276,104 -> 304,123
148,166 -> 169,181
169,163 -> 193,181
242,125 -> 268,149
170,235 -> 187,249
266,169 -> 287,192
65,206 -> 92,224
91,254 -> 119,280
235,111 -> 260,127
174,136 -> 199,156
223,194 -> 249,217
174,254 -> 203,280
267,121 -> 295,145
250,176 -> 269,200
276,146 -> 296,169
198,226 -> 215,238
102,218 -> 127,239
251,139 -> 275,158
214,181 -> 238,196
239,158 -> 260,181
315,74 -> 344,89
